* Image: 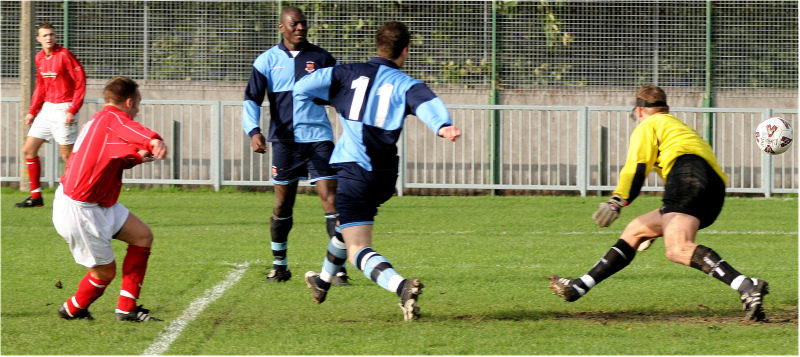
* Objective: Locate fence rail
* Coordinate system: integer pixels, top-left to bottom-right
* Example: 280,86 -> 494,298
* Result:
1,98 -> 796,196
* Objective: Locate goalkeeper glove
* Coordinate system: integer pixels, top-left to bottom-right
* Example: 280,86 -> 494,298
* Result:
592,195 -> 626,227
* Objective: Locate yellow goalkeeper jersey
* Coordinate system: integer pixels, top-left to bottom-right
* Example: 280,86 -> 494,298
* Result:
613,113 -> 728,202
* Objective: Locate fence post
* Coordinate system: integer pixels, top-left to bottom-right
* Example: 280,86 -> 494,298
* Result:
47,136 -> 58,187
760,109 -> 775,198
397,129 -> 405,196
63,0 -> 69,47
487,0 -> 501,192
577,107 -> 589,196
702,0 -> 715,147
211,102 -> 222,191
143,0 -> 149,80
19,2 -> 35,192
172,120 -> 181,180
598,125 -> 608,196
761,153 -> 773,198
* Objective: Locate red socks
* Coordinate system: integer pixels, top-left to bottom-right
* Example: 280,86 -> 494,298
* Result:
63,245 -> 152,315
65,272 -> 110,316
26,157 -> 41,199
116,245 -> 151,313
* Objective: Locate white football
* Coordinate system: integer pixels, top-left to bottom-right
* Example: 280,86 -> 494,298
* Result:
754,117 -> 793,155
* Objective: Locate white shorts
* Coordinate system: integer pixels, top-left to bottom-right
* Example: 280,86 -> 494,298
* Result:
52,186 -> 130,268
28,102 -> 78,145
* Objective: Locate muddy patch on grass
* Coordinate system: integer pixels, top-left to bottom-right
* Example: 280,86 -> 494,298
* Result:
451,307 -> 797,326
549,307 -> 797,326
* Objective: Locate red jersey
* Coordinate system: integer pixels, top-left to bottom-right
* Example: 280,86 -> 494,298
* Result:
29,44 -> 86,116
61,105 -> 162,207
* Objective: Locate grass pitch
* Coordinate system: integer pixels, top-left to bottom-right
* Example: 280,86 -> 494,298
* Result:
1,187 -> 797,355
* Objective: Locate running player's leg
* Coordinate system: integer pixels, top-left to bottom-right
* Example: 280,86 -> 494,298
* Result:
113,212 -> 159,321
54,187 -> 121,319
18,136 -> 46,206
267,142 -> 304,282
60,263 -> 114,320
342,224 -> 422,321
269,182 -> 297,282
338,164 -> 420,320
58,144 -> 73,163
308,141 -> 349,285
551,209 -> 660,302
663,155 -> 767,320
661,211 -> 767,320
305,181 -> 348,301
51,101 -> 78,164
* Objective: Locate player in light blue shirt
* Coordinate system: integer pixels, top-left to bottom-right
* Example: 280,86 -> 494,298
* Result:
242,7 -> 349,285
294,21 -> 461,321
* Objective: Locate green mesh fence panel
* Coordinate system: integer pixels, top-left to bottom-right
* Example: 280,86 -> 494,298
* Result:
1,1 -> 796,96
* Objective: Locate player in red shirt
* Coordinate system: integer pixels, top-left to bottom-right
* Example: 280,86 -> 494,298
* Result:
16,22 -> 86,207
53,76 -> 167,322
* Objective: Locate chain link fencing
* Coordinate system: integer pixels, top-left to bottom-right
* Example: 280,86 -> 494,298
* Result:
1,1 -> 796,99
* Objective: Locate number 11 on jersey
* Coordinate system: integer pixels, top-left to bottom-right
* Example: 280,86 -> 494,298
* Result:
347,76 -> 393,128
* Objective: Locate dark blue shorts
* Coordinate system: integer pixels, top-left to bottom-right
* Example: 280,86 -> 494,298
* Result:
271,141 -> 336,185
335,163 -> 398,228
660,154 -> 726,229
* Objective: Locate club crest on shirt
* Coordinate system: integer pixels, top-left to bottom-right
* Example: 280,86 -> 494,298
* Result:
305,61 -> 316,73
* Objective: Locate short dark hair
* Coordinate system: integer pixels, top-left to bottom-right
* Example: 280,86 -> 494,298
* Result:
636,84 -> 669,114
37,22 -> 54,32
104,76 -> 139,104
376,21 -> 410,59
281,6 -> 304,18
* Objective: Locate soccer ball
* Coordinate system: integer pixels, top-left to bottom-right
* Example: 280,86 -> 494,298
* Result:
754,117 -> 793,155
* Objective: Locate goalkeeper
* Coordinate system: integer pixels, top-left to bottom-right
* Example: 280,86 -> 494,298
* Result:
549,84 -> 769,321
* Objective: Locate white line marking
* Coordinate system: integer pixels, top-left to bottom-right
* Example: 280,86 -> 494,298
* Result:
143,261 -> 251,355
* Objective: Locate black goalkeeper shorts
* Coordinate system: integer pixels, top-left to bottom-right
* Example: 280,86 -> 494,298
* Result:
660,154 -> 726,229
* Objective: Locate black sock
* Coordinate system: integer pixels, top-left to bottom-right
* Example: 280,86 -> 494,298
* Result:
324,212 -> 338,239
395,279 -> 408,297
325,213 -> 348,275
315,276 -> 331,291
690,245 -> 748,292
270,215 -> 293,271
573,239 -> 636,294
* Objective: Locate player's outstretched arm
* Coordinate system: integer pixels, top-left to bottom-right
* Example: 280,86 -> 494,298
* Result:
293,68 -> 334,106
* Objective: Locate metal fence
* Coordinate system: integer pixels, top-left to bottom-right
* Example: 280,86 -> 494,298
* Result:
2,98 -> 796,196
1,1 -> 797,96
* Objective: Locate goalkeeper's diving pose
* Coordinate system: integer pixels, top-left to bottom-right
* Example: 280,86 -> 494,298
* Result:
549,84 -> 769,322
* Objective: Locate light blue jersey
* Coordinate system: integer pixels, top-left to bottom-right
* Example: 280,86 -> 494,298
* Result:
242,42 -> 336,143
294,57 -> 451,171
